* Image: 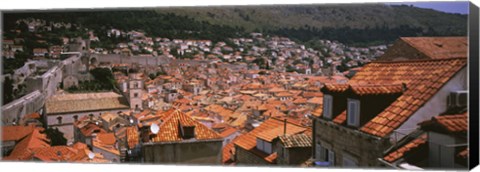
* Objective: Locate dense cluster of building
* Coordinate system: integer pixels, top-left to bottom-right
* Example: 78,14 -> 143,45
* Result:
1,17 -> 470,170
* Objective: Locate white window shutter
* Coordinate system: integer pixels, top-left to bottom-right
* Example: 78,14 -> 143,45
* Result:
347,99 -> 360,127
323,95 -> 332,119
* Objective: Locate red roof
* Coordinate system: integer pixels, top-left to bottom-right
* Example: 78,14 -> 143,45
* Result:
219,127 -> 238,138
400,37 -> 467,59
149,109 -> 221,142
126,126 -> 139,149
420,112 -> 468,134
96,133 -> 116,145
4,127 -> 50,160
233,117 -> 310,164
332,110 -> 347,124
356,58 -> 467,137
383,134 -> 427,163
2,125 -> 35,142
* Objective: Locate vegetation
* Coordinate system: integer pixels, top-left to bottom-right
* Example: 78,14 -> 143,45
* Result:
45,127 -> 67,146
2,77 -> 14,105
3,4 -> 467,47
66,68 -> 118,93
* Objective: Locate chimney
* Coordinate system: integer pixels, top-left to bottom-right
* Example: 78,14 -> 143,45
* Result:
283,119 -> 287,135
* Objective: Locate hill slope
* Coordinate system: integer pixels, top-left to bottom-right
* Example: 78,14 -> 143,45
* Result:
155,4 -> 467,34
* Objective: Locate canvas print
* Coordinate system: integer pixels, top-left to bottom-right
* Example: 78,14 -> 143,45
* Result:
0,1 -> 476,171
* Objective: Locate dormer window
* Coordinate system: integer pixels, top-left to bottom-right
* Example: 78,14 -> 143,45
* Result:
347,99 -> 360,127
323,94 -> 333,119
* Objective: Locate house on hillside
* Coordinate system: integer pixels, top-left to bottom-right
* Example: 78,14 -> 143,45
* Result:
312,37 -> 467,168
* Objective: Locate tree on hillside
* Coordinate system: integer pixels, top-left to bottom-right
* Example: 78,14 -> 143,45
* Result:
45,127 -> 67,146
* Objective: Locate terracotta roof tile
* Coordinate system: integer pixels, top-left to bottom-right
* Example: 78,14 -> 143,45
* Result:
278,133 -> 312,148
332,110 -> 347,124
358,58 -> 466,137
150,109 -> 222,142
420,112 -> 468,134
323,83 -> 349,92
401,37 -> 467,59
5,127 -> 51,160
126,126 -> 139,149
219,127 -> 238,138
96,133 -> 116,145
233,117 -> 310,163
2,125 -> 35,142
383,134 -> 427,163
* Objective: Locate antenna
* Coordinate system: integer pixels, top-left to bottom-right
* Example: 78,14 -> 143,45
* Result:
150,123 -> 159,134
88,152 -> 95,160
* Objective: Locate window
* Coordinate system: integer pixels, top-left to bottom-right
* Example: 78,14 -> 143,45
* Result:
316,143 -> 335,166
323,94 -> 333,119
57,116 -> 63,124
347,99 -> 360,127
134,93 -> 138,98
73,115 -> 78,122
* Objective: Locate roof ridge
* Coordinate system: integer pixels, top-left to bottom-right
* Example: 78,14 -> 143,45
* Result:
373,57 -> 467,63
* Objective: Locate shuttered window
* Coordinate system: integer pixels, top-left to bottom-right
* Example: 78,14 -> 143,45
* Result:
347,99 -> 360,127
323,94 -> 333,119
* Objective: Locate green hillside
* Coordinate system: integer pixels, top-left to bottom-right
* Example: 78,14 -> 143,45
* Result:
155,4 -> 467,34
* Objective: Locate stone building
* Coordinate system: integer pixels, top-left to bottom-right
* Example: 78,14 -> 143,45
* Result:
142,109 -> 223,164
312,37 -> 467,167
127,73 -> 144,110
276,133 -> 312,166
381,112 -> 468,170
45,92 -> 130,144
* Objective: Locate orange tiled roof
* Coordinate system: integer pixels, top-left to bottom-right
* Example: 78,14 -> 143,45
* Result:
332,110 -> 347,124
2,125 -> 35,142
31,146 -> 77,162
96,133 -> 116,145
222,137 -> 240,164
279,133 -> 312,148
350,84 -> 404,96
126,126 -> 139,149
324,83 -> 349,92
150,109 -> 222,142
420,112 -> 468,133
233,117 -> 310,163
383,134 -> 427,163
311,105 -> 323,117
219,127 -> 238,138
357,58 -> 466,137
257,125 -> 306,142
400,37 -> 467,59
5,127 -> 51,160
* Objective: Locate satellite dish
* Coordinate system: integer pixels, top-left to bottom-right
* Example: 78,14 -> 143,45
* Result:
150,123 -> 159,134
129,119 -> 134,124
88,152 -> 95,160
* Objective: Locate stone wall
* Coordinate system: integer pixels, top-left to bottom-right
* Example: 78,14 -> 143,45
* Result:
313,118 -> 391,167
143,140 -> 223,165
234,145 -> 271,165
1,90 -> 45,125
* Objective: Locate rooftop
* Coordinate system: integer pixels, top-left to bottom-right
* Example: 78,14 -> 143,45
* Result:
45,92 -> 130,114
148,109 -> 222,143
